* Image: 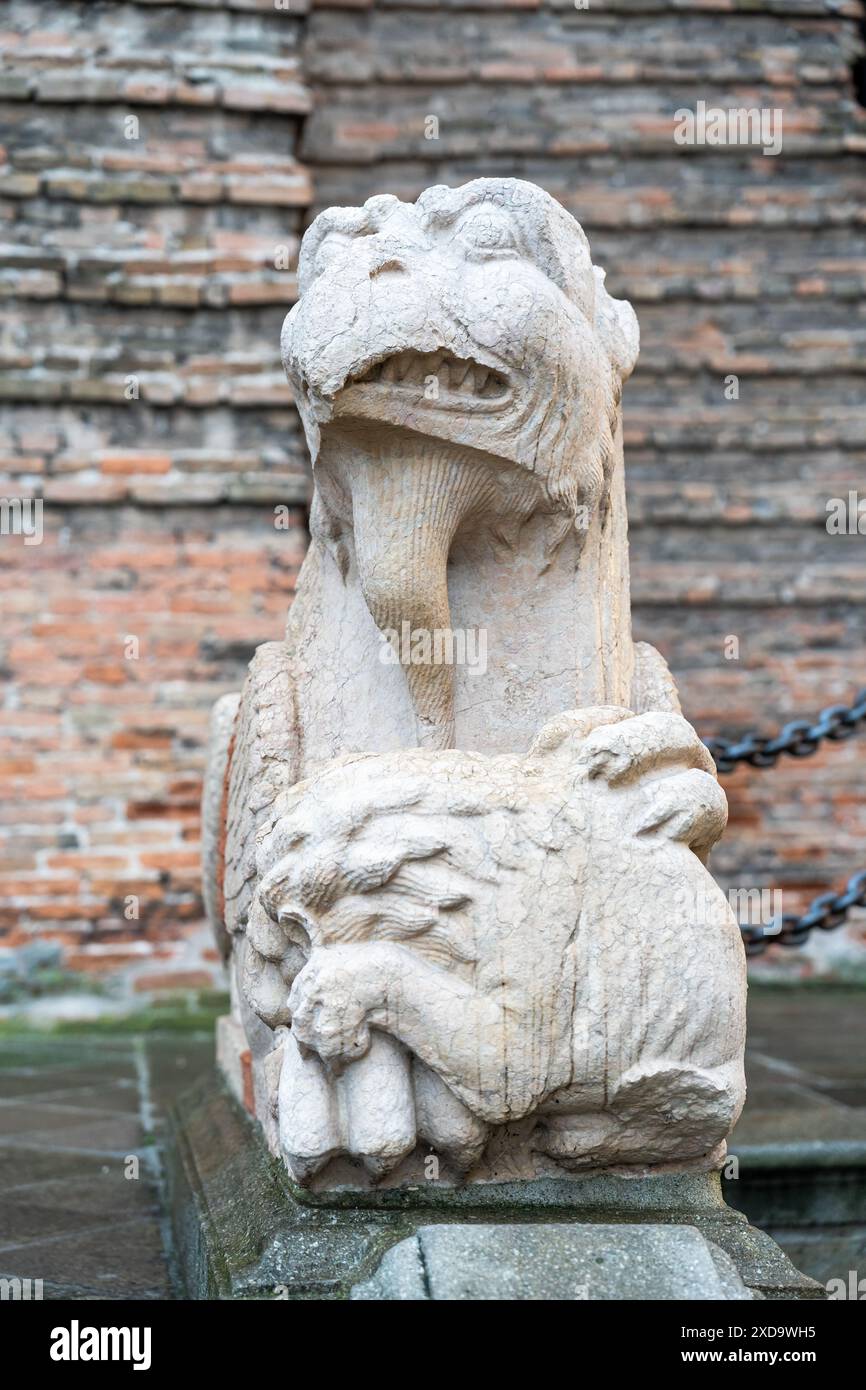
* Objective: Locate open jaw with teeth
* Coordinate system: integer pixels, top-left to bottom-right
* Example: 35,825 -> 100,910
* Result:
349,350 -> 509,406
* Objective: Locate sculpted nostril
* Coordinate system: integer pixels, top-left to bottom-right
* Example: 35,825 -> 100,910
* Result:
369,258 -> 407,279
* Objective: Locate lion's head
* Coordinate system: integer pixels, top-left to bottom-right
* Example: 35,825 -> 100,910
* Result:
282,178 -> 638,519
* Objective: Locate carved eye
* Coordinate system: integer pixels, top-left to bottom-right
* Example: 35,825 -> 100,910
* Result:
454,206 -> 520,260
277,908 -> 313,951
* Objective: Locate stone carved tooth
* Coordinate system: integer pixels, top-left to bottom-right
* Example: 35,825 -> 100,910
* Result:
452,360 -> 473,392
473,366 -> 490,394
484,370 -> 504,399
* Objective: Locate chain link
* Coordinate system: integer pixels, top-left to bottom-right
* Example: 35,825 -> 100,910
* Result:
703,688 -> 866,773
739,870 -> 866,956
699,687 -> 866,949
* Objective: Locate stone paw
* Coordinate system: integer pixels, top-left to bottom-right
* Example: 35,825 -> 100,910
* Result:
288,950 -> 372,1064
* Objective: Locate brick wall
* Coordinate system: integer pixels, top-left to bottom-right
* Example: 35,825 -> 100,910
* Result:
0,0 -> 312,998
1,0 -> 865,998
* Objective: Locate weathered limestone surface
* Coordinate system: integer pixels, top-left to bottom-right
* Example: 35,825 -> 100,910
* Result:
202,178 -> 747,1191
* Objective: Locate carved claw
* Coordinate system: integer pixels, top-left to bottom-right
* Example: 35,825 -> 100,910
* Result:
557,711 -> 726,861
529,708 -> 727,860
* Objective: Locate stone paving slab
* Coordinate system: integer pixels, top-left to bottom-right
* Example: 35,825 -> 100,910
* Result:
1,1218 -> 170,1301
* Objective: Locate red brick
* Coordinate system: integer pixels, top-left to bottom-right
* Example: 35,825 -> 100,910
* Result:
100,453 -> 172,475
133,969 -> 213,993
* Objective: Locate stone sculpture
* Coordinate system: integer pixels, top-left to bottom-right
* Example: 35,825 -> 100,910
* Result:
203,178 -> 747,1191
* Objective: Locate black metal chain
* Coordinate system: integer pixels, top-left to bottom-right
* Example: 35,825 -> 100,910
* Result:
703,688 -> 866,773
699,688 -> 866,951
739,870 -> 866,956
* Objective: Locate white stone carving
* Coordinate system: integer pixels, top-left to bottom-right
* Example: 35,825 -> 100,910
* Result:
203,178 -> 746,1188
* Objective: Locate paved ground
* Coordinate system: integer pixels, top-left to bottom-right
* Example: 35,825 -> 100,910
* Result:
0,989 -> 863,1299
733,989 -> 866,1147
725,989 -> 866,1291
0,1032 -> 213,1299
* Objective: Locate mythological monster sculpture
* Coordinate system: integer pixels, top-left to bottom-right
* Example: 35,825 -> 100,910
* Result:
202,179 -> 746,1189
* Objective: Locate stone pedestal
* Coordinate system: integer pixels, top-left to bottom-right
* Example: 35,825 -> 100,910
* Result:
166,1076 -> 823,1301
